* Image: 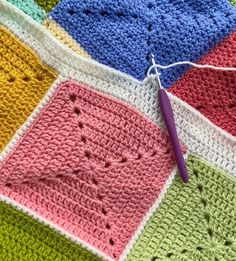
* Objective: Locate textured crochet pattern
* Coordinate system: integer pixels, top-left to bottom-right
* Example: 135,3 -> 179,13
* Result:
43,18 -> 90,58
170,30 -> 236,136
50,0 -> 236,87
1,2 -> 235,179
0,1 -> 236,261
7,0 -> 46,22
127,156 -> 236,261
0,25 -> 57,152
0,80 -> 179,259
5,0 -> 90,59
0,201 -> 101,261
36,0 -> 61,12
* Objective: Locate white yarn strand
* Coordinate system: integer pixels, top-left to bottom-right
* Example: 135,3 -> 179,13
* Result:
147,61 -> 236,76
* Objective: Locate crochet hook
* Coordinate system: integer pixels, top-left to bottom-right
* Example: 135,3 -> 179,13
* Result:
151,54 -> 189,183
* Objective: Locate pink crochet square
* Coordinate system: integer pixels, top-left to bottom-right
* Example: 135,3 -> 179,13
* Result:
0,81 -> 178,259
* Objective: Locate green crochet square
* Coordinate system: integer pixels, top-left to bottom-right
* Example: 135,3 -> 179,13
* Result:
127,156 -> 236,261
36,0 -> 60,12
230,0 -> 236,7
0,201 -> 101,261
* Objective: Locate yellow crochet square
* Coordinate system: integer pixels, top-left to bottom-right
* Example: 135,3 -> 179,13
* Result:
0,26 -> 57,151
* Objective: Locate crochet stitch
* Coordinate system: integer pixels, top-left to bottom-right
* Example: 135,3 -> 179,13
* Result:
0,25 -> 57,152
7,0 -> 46,22
0,80 -> 179,259
0,201 -> 101,261
43,18 -> 90,58
170,30 -> 236,136
36,0 -> 61,12
50,0 -> 236,87
5,0 -> 90,58
0,1 -> 236,261
1,2 -> 235,177
126,156 -> 236,261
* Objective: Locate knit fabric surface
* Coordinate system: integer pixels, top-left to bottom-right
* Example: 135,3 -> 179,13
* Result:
127,156 -> 236,261
0,1 -> 236,261
49,0 -> 236,87
0,201 -> 101,261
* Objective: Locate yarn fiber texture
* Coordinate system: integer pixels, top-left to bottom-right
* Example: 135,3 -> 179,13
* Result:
1,3 -> 235,179
0,1 -> 236,261
43,18 -> 90,58
7,0 -> 46,22
0,79 -> 179,259
6,0 -> 60,18
170,30 -> 236,136
5,0 -> 90,58
36,0 -> 61,12
127,156 -> 236,261
0,201 -> 101,261
50,0 -> 236,87
0,26 -> 57,152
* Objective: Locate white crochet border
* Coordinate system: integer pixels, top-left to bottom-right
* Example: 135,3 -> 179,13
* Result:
0,0 -> 235,177
0,1 -> 235,260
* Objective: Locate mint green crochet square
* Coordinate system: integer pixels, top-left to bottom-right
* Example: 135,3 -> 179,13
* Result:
127,156 -> 236,261
7,0 -> 46,23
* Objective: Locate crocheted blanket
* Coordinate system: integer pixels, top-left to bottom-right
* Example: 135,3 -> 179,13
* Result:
0,1 -> 236,260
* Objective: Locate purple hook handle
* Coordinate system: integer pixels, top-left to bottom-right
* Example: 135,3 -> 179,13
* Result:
158,89 -> 189,183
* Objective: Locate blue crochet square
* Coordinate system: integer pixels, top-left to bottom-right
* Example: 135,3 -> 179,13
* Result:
50,0 -> 236,88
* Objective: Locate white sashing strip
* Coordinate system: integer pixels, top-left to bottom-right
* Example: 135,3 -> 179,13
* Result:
0,195 -> 113,261
0,76 -> 65,161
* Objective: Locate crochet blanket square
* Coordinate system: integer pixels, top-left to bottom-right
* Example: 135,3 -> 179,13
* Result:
0,0 -> 236,261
